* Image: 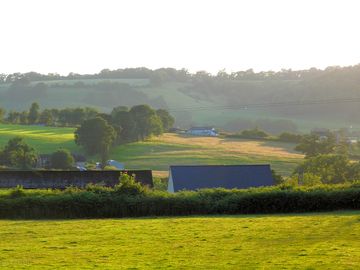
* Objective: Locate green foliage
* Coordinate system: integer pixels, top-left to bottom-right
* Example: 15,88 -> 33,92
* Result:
28,102 -> 40,124
156,109 -> 175,131
294,154 -> 359,184
278,132 -> 303,143
75,117 -> 116,165
114,173 -> 145,195
0,137 -> 37,169
0,107 -> 5,123
50,148 -> 74,169
295,134 -> 337,158
240,128 -> 268,139
129,105 -> 163,140
1,183 -> 360,219
271,169 -> 284,185
301,173 -> 322,186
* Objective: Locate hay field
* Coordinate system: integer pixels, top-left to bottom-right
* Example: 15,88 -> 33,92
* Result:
112,133 -> 303,175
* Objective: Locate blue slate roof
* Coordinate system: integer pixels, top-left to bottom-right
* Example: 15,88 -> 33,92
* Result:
169,165 -> 274,192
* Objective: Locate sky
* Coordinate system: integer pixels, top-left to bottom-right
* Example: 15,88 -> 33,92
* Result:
1,0 -> 360,75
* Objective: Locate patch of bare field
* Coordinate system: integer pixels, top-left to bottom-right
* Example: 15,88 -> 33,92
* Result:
154,133 -> 304,159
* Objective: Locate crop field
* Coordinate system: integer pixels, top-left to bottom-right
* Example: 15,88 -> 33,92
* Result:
0,211 -> 359,269
0,124 -> 302,175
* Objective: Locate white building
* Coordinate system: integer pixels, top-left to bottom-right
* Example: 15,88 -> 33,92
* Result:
186,127 -> 218,137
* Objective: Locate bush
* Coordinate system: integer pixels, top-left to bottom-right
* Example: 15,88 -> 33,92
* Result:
0,183 -> 360,219
114,173 -> 145,195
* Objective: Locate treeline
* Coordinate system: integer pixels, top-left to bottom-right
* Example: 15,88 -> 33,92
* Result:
2,65 -> 360,84
0,175 -> 359,219
1,103 -> 98,126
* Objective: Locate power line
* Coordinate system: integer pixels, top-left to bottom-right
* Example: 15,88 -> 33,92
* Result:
167,97 -> 360,112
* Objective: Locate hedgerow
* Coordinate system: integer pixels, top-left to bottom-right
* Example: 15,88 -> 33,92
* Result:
0,182 -> 359,219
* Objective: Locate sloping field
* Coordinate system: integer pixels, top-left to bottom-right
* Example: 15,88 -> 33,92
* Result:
0,124 -> 79,154
112,133 -> 303,175
0,124 -> 302,174
0,212 -> 359,269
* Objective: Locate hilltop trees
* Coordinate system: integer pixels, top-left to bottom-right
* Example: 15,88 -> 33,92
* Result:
0,137 -> 37,169
75,117 -> 116,166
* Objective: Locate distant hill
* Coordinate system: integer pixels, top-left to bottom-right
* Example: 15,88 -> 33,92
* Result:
1,65 -> 360,132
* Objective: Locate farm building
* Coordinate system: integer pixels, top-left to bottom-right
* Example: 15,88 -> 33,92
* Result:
168,165 -> 274,192
186,127 -> 218,137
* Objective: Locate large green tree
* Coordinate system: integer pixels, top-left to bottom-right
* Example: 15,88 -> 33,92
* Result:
50,149 -> 75,169
28,102 -> 40,124
156,109 -> 174,131
75,117 -> 116,166
295,134 -> 337,158
293,154 -> 357,184
129,105 -> 163,140
0,137 -> 37,169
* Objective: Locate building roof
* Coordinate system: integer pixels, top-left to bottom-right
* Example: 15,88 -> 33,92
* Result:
188,126 -> 215,131
169,165 -> 274,192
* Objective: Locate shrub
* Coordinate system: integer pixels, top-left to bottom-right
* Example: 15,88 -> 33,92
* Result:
114,173 -> 145,195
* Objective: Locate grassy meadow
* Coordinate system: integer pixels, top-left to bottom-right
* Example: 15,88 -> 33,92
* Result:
0,124 -> 302,175
0,212 -> 359,269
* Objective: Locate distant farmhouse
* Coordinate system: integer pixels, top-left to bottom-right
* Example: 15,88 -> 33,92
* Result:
186,127 -> 218,137
168,165 -> 274,192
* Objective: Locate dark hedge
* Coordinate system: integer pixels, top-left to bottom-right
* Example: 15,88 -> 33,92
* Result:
0,184 -> 359,219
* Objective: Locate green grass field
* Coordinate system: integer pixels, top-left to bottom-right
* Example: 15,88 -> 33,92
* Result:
0,124 -> 302,175
0,212 -> 359,269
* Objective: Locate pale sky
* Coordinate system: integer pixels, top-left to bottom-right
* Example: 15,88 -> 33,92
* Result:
1,0 -> 360,75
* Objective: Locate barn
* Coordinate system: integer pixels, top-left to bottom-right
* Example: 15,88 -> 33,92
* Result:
167,165 -> 274,192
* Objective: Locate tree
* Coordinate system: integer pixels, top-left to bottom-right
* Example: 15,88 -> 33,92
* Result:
129,105 -> 163,140
39,109 -> 53,125
156,109 -> 175,131
295,134 -> 336,158
293,154 -> 354,184
75,117 -> 116,167
0,137 -> 37,169
50,149 -> 74,169
0,107 -> 5,123
241,128 -> 268,139
111,111 -> 136,143
28,102 -> 40,124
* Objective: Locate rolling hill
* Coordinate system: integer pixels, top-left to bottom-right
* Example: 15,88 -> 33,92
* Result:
0,124 -> 302,175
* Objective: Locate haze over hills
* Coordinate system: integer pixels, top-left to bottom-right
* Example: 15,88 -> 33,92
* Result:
1,64 -> 360,133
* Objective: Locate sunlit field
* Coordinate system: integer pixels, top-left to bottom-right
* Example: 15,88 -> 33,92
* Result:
0,212 -> 359,269
112,133 -> 303,175
0,124 -> 302,174
0,124 -> 79,154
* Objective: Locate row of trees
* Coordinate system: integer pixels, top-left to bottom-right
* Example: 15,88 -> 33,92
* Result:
2,65 -> 360,84
1,103 -> 99,126
75,104 -> 174,166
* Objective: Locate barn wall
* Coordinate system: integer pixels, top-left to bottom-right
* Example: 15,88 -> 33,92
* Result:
0,170 -> 153,189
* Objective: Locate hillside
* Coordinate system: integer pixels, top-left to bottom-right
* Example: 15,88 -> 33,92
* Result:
0,124 -> 302,175
1,66 -> 360,132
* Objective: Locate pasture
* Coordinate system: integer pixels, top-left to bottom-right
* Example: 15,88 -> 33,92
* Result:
0,212 -> 359,269
0,124 -> 302,175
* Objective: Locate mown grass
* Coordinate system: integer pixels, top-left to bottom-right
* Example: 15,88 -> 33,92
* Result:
0,212 -> 359,269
